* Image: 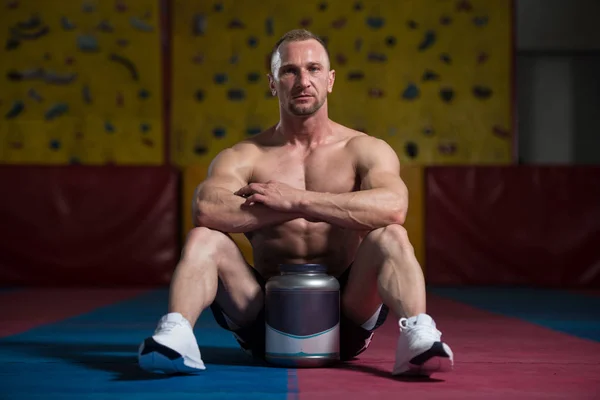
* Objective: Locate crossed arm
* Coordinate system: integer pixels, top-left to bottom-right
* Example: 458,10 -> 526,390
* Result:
194,137 -> 409,233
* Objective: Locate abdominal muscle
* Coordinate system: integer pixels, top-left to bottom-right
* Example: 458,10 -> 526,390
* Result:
248,218 -> 362,280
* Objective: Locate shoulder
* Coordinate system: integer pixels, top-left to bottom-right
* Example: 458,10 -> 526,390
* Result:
208,132 -> 269,172
345,132 -> 398,163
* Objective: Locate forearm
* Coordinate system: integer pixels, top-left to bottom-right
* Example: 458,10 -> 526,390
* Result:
298,189 -> 407,230
194,188 -> 300,233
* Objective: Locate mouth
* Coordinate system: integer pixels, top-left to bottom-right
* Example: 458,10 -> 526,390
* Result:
293,95 -> 313,100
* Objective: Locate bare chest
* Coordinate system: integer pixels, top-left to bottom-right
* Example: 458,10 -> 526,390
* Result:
251,148 -> 358,193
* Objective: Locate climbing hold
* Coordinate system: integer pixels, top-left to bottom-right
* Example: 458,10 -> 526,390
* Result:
142,138 -> 154,147
473,85 -> 492,99
438,141 -> 457,155
49,139 -> 61,150
69,157 -> 80,165
347,71 -> 365,81
418,30 -> 436,51
366,17 -> 384,29
405,142 -> 418,159
300,18 -> 312,28
440,87 -> 454,103
116,92 -> 124,107
138,88 -> 150,99
368,88 -> 384,98
402,84 -> 419,100
353,1 -> 363,11
60,16 -> 76,30
5,100 -> 24,119
82,1 -> 95,12
228,19 -> 245,29
440,53 -> 452,64
44,103 -> 69,120
332,17 -> 347,29
194,144 -> 208,155
214,2 -> 223,12
115,0 -> 127,12
212,127 -> 226,138
248,36 -> 258,48
214,73 -> 227,84
44,71 -> 77,85
193,14 -> 206,35
456,0 -> 473,12
423,126 -> 435,136
385,36 -> 396,47
116,38 -> 129,47
191,52 -> 204,64
247,72 -> 260,83
140,123 -> 151,133
130,16 -> 154,32
229,54 -> 239,65
104,121 -> 115,133
97,20 -> 114,32
318,2 -> 327,11
194,89 -> 204,102
336,53 -> 348,66
422,69 -> 440,81
77,34 -> 99,52
6,0 -> 18,10
407,20 -> 418,30
354,38 -> 362,52
65,56 -> 75,65
227,89 -> 245,101
109,53 -> 139,80
493,125 -> 510,139
246,127 -> 262,135
473,16 -> 489,27
265,17 -> 274,35
440,15 -> 452,25
10,142 -> 24,149
27,88 -> 43,102
367,52 -> 387,62
82,85 -> 92,104
5,37 -> 20,51
477,52 -> 489,64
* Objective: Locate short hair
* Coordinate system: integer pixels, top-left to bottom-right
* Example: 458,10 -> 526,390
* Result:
270,29 -> 330,74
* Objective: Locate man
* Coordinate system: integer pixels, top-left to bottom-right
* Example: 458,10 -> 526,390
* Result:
138,29 -> 453,377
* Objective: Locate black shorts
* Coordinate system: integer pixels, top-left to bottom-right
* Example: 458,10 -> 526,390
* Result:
209,264 -> 389,361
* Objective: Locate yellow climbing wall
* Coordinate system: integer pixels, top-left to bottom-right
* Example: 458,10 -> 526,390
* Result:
171,0 -> 513,166
0,0 -> 164,165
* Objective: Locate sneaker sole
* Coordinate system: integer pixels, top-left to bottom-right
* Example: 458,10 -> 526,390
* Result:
138,338 -> 205,374
393,342 -> 454,377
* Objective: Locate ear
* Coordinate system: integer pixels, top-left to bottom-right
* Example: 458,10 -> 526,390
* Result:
267,73 -> 277,96
327,69 -> 336,93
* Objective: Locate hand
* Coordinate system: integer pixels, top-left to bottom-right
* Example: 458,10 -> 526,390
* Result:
234,180 -> 305,212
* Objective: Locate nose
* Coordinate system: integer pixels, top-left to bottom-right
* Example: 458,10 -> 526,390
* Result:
296,69 -> 311,89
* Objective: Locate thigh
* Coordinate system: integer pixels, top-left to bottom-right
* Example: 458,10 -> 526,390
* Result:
211,233 -> 265,327
340,231 -> 387,326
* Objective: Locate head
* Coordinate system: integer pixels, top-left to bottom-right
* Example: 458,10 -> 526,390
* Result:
268,29 -> 335,117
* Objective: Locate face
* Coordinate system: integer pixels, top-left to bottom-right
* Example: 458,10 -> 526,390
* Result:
269,39 -> 335,117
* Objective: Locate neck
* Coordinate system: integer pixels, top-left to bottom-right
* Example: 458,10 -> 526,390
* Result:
277,103 -> 331,147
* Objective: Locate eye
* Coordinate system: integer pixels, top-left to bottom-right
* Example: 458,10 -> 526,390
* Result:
309,65 -> 320,72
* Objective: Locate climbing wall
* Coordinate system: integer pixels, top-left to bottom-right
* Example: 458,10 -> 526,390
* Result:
170,0 -> 513,166
0,0 -> 164,165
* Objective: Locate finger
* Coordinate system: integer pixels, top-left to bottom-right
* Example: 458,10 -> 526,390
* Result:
235,185 -> 256,197
244,194 -> 266,205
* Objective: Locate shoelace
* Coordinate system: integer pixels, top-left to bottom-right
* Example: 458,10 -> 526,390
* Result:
399,318 -> 442,341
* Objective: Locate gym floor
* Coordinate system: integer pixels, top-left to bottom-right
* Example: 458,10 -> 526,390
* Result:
1,287 -> 599,399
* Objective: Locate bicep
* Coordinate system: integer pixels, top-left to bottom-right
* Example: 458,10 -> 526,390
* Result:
196,148 -> 250,200
357,138 -> 406,194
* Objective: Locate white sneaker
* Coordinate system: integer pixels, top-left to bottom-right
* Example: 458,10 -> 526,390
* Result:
392,313 -> 453,376
138,312 -> 206,374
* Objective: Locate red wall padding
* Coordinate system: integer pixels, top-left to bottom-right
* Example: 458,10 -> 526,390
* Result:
425,166 -> 600,288
0,166 -> 180,286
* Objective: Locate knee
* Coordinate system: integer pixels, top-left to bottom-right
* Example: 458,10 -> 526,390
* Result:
182,227 -> 230,263
367,224 -> 413,252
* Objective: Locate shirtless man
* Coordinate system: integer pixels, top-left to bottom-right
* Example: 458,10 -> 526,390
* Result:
138,29 -> 453,377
